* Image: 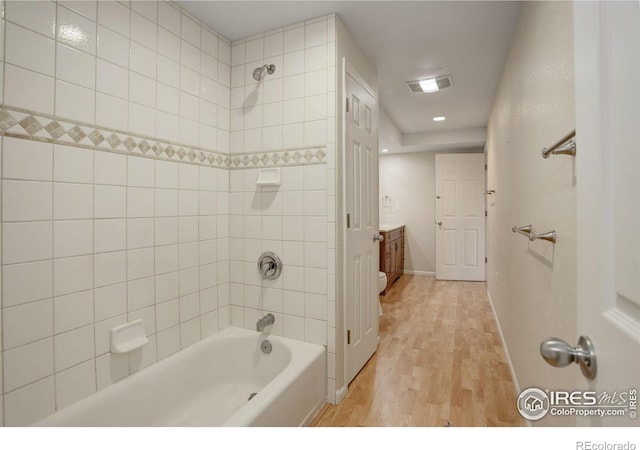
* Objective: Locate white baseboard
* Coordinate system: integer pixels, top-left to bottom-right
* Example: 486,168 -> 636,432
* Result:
403,270 -> 435,277
486,288 -> 530,426
335,384 -> 348,404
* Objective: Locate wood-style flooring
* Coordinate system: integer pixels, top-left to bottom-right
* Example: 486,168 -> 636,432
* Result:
311,275 -> 523,427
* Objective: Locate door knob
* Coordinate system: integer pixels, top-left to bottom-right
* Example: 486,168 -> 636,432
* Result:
540,336 -> 597,380
436,221 -> 442,226
373,234 -> 384,242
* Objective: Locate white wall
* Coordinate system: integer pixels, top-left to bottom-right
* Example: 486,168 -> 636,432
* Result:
0,0 -> 233,426
486,1 -> 577,426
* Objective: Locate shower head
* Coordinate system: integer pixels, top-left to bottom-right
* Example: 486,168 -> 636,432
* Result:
252,64 -> 276,81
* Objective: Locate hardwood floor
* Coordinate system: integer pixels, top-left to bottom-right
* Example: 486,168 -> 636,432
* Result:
311,275 -> 523,427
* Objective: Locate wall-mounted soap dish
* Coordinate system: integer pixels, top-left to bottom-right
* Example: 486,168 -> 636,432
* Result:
110,319 -> 149,354
256,168 -> 281,187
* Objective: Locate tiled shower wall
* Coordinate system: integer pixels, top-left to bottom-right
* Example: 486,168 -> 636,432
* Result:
228,15 -> 339,403
0,1 -> 234,426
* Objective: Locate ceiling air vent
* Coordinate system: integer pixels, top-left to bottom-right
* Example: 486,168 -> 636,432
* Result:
406,75 -> 453,93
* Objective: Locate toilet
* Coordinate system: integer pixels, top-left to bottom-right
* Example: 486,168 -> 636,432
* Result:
377,272 -> 387,316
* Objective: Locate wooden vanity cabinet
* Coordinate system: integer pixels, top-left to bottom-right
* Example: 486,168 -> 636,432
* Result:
379,225 -> 405,295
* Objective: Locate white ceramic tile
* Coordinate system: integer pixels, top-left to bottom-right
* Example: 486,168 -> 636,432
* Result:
54,255 -> 93,296
156,111 -> 180,142
156,298 -> 179,332
231,65 -> 244,88
3,260 -> 52,308
200,75 -> 217,103
54,220 -> 93,258
305,69 -> 327,97
176,216 -> 197,243
180,14 -> 200,46
282,166 -> 304,191
180,92 -> 200,121
283,265 -> 304,292
283,241 -> 304,267
127,247 -> 155,280
4,376 -> 55,426
219,40 -> 231,65
127,307 -> 155,341
265,32 -> 283,57
157,55 -> 180,87
156,326 -> 180,359
201,310 -> 219,337
179,191 -> 198,216
3,180 -> 52,222
282,123 -> 304,149
55,359 -> 96,409
131,11 -> 157,51
95,352 -> 129,390
3,137 -> 53,182
125,218 -> 153,250
57,5 -> 97,55
305,293 -> 327,320
305,20 -> 327,48
61,1 -> 97,21
245,38 -> 263,63
155,244 -> 178,275
129,72 -> 156,107
179,291 -> 200,322
3,338 -> 53,392
179,117 -> 199,147
155,218 -> 177,247
97,1 -> 129,37
180,318 -> 201,348
158,2 -> 181,35
130,42 -> 157,79
5,64 -> 55,114
128,103 -> 155,137
94,185 -> 126,218
282,191 -> 303,216
3,299 -> 53,350
283,74 -> 305,101
127,276 -> 155,311
231,42 -> 245,67
304,190 -> 327,216
94,152 -> 126,185
304,120 -> 327,147
131,1 -> 157,22
157,83 -> 179,113
54,289 -> 94,334
218,63 -> 231,89
305,94 -> 327,121
155,189 -> 178,217
199,216 -> 217,241
155,270 -> 179,303
201,98 -> 218,125
282,215 -> 304,241
179,268 -> 199,296
284,26 -> 304,53
283,289 -> 305,317
5,1 -> 56,38
55,80 -> 95,123
96,92 -> 129,130
178,242 -> 198,269
3,221 -> 52,265
54,325 -> 94,372
57,43 -> 95,89
54,144 -> 93,183
127,156 -> 155,188
54,182 -> 93,220
97,25 -> 130,68
127,187 -> 155,217
94,218 -> 126,253
6,22 -> 55,76
201,28 -> 218,58
305,318 -> 326,345
181,40 -> 201,72
158,26 -> 180,61
283,314 -> 305,340
94,282 -> 127,321
153,161 -> 178,189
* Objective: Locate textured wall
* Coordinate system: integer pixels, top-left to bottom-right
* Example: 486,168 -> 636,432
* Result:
486,1 -> 577,426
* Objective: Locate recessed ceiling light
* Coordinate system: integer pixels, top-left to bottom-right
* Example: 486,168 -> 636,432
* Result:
433,116 -> 446,122
419,78 -> 439,93
381,148 -> 389,153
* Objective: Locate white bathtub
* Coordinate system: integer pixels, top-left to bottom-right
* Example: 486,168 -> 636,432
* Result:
34,327 -> 326,426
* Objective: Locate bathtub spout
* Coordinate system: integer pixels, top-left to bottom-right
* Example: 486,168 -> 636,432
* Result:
256,313 -> 275,332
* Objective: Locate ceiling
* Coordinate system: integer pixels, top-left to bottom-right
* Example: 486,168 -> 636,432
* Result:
179,1 -> 521,153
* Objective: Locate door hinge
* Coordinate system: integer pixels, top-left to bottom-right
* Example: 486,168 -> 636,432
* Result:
346,98 -> 350,113
347,329 -> 351,345
485,210 -> 488,217
485,257 -> 488,263
347,213 -> 351,228
485,164 -> 487,170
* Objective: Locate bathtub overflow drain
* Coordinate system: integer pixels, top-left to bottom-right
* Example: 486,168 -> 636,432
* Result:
261,340 -> 272,354
248,392 -> 258,401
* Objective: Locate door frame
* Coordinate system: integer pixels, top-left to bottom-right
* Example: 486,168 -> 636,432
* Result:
339,58 -> 379,398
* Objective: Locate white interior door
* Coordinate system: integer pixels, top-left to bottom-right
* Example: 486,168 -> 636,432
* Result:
435,153 -> 486,281
574,1 -> 640,425
345,66 -> 379,385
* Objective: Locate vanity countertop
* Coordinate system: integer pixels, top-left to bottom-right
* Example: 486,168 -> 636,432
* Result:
379,223 -> 405,232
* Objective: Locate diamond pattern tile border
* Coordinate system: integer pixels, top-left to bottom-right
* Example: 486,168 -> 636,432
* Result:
0,106 -> 327,170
